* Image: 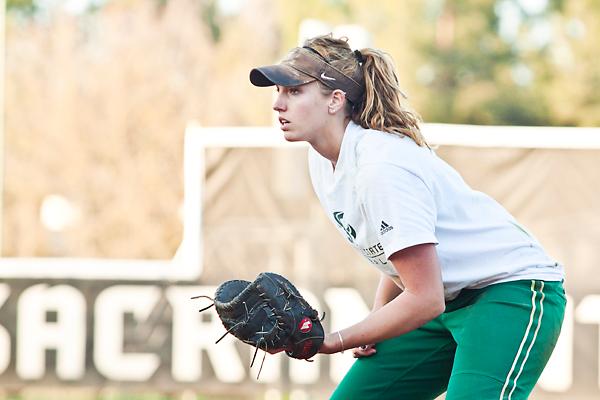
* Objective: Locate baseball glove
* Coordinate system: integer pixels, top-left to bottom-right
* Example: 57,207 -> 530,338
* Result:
193,272 -> 324,377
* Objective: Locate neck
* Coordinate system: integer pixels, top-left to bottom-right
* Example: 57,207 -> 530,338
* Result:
310,117 -> 351,166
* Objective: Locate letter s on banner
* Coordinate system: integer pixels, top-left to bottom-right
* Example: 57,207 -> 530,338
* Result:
16,284 -> 86,380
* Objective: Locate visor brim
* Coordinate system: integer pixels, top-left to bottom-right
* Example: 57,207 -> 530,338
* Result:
250,65 -> 315,87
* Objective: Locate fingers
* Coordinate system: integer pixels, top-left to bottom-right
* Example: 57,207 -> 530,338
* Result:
352,344 -> 377,358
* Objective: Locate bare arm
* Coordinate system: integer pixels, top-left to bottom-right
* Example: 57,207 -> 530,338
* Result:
350,272 -> 404,357
372,273 -> 403,311
319,243 -> 445,354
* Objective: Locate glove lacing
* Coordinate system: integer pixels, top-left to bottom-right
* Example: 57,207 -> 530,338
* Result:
193,295 -> 269,379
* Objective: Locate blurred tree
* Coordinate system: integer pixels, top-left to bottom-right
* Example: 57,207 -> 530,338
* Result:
6,0 -> 37,14
199,0 -> 222,42
413,0 -> 599,126
543,0 -> 600,126
415,0 -> 553,125
3,0 -> 277,257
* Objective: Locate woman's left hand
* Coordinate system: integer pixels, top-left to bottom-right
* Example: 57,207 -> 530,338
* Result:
352,343 -> 377,358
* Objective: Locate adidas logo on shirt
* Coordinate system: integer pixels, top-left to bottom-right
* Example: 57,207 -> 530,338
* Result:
380,220 -> 393,235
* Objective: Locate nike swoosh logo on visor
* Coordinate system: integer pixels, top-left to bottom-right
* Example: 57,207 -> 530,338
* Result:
320,72 -> 336,81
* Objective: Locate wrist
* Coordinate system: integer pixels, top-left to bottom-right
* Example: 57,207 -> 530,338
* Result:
320,332 -> 346,355
336,331 -> 345,353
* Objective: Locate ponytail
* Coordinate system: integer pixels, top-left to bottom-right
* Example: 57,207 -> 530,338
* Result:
354,49 -> 428,147
303,35 -> 429,148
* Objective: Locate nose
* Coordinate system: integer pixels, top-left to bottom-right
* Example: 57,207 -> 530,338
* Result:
273,91 -> 286,112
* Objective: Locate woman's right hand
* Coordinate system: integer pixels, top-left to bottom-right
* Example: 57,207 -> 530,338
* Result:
352,343 -> 377,358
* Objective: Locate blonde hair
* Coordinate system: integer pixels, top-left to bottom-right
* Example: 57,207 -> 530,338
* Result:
303,35 -> 428,147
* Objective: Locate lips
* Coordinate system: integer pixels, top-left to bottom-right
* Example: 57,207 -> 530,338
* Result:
279,117 -> 290,129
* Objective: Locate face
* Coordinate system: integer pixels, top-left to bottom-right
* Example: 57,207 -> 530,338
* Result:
272,81 -> 331,143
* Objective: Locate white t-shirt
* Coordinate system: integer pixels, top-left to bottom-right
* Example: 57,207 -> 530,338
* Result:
308,122 -> 564,300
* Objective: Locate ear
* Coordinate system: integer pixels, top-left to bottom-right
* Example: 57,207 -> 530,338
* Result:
328,89 -> 347,114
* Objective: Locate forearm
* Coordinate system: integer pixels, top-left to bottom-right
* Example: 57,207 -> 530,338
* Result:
319,244 -> 445,355
340,288 -> 444,350
372,273 -> 403,311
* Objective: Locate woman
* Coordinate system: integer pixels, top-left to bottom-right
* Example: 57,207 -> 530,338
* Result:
249,35 -> 565,400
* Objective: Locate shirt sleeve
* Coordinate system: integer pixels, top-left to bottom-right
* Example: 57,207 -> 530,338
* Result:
357,162 -> 438,260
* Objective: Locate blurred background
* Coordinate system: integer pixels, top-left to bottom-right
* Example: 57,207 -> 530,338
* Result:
0,0 -> 599,399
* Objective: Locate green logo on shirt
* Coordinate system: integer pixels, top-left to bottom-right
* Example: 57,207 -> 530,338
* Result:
333,211 -> 357,243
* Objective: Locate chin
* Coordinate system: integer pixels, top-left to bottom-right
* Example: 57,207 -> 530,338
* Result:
283,131 -> 304,142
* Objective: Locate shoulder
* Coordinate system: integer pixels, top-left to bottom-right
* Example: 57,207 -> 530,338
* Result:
352,126 -> 433,181
354,126 -> 429,167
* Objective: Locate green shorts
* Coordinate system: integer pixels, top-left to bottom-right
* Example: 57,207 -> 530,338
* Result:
330,279 -> 566,400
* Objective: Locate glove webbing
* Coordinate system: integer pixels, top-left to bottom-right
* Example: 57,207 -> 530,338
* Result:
192,295 -> 269,379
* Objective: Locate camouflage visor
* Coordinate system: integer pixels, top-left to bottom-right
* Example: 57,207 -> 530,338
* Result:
249,47 -> 364,104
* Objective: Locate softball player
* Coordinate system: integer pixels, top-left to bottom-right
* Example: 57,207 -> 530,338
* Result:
250,34 -> 565,399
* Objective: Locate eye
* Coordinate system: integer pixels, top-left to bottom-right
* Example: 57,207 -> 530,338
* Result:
289,87 -> 300,95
